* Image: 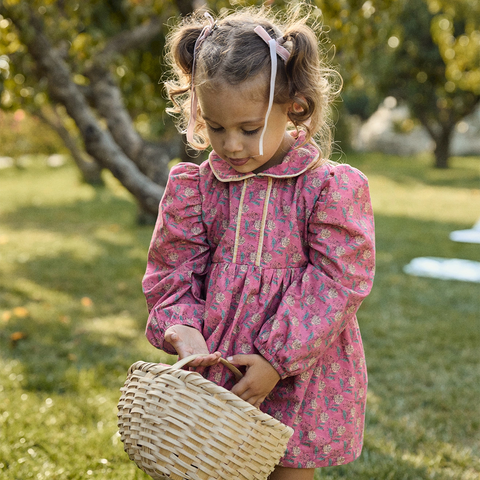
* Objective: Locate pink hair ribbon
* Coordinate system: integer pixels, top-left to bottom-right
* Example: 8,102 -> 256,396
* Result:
186,12 -> 216,144
253,26 -> 291,62
253,26 -> 291,156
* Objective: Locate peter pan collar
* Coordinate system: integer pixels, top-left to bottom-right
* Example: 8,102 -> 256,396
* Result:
208,131 -> 320,182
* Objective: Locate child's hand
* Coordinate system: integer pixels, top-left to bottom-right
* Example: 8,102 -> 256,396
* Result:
227,354 -> 281,408
165,325 -> 221,367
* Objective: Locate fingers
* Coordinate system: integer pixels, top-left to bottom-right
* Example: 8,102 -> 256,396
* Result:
187,351 -> 221,367
164,326 -> 222,368
226,354 -> 255,366
241,390 -> 266,408
231,382 -> 266,407
242,395 -> 265,409
228,354 -> 280,408
230,375 -> 259,400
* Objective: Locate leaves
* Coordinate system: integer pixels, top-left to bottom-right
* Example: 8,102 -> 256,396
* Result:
10,330 -> 28,347
80,296 -> 93,308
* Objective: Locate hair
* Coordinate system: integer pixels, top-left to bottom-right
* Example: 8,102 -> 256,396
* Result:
164,4 -> 341,160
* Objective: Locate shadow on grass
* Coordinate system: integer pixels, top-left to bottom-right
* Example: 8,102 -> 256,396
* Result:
375,213 -> 480,260
0,194 -> 169,395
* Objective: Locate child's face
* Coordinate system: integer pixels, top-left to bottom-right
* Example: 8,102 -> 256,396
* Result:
197,78 -> 293,174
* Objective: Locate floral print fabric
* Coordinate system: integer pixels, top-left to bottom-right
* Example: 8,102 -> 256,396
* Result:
143,134 -> 375,468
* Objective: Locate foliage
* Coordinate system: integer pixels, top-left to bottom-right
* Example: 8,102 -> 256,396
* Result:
1,154 -> 479,479
0,109 -> 66,157
0,0 -> 168,131
429,0 -> 480,95
337,0 -> 480,168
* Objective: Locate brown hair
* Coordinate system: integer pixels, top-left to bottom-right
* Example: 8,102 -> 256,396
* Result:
164,4 -> 341,159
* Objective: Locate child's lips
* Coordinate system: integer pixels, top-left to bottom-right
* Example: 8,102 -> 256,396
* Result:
227,157 -> 250,167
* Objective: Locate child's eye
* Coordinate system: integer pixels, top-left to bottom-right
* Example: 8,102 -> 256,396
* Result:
206,124 -> 260,135
207,124 -> 224,133
242,128 -> 261,136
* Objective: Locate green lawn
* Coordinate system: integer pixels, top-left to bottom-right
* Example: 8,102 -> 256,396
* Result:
1,153 -> 479,479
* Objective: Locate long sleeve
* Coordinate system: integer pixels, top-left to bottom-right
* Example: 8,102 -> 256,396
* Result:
143,163 -> 210,354
254,164 -> 375,378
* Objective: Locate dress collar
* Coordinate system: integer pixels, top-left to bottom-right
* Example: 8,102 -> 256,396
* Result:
208,131 -> 321,182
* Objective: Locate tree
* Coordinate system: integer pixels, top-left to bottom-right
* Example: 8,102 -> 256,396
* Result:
310,0 -> 396,149
0,0 -> 195,218
351,0 -> 480,168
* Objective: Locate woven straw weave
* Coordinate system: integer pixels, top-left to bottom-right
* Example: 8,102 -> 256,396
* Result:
118,356 -> 294,480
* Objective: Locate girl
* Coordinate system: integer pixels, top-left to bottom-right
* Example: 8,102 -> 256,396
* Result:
143,6 -> 375,479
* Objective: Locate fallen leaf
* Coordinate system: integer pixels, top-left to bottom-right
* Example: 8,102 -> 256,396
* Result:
13,306 -> 29,317
10,331 -> 28,347
81,297 -> 93,307
11,332 -> 25,341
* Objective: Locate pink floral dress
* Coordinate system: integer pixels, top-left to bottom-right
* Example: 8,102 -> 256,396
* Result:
143,134 -> 375,468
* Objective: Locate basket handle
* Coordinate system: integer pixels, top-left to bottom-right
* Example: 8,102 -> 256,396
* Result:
173,354 -> 243,381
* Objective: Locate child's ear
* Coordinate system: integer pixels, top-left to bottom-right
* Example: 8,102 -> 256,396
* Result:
291,102 -> 304,114
289,94 -> 307,114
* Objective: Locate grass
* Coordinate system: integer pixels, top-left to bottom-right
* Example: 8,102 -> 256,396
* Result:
1,152 -> 479,479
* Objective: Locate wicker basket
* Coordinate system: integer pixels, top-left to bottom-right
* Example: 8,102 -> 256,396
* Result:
117,354 -> 294,480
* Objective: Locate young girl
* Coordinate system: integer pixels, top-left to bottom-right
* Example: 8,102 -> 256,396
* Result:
143,6 -> 375,479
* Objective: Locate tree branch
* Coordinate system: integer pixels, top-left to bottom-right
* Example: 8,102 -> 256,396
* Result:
95,17 -> 162,65
85,15 -> 170,186
35,105 -> 103,185
5,5 -> 165,214
86,66 -> 145,162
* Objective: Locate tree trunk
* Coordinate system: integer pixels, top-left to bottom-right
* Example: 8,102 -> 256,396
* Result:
433,125 -> 454,169
416,112 -> 455,170
83,16 -> 172,188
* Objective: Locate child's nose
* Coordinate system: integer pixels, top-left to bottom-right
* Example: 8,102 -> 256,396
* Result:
223,133 -> 243,154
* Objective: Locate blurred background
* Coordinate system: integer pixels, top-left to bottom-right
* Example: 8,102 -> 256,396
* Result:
0,0 -> 479,479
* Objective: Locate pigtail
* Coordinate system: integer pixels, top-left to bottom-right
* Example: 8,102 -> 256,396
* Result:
164,17 -> 212,150
281,19 -> 342,161
165,24 -> 203,110
173,28 -> 201,75
284,26 -> 319,117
